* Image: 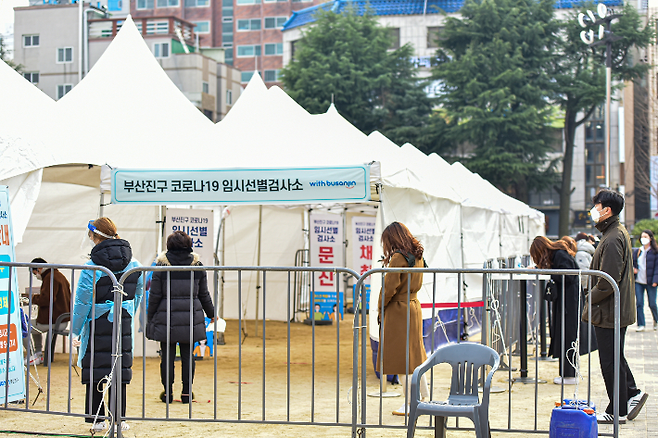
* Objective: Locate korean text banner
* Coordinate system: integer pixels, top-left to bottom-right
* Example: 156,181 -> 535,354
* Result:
112,166 -> 371,205
164,208 -> 214,267
0,186 -> 26,404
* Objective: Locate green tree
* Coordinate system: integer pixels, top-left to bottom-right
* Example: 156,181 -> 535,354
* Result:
632,219 -> 658,242
281,9 -> 433,143
0,35 -> 21,72
431,0 -> 559,202
553,3 -> 653,237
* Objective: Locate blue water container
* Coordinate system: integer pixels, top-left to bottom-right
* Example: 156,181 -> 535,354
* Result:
549,401 -> 597,438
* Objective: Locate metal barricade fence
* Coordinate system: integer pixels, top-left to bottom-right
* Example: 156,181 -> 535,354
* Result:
1,262 -> 623,438
351,267 -> 623,438
0,261 -> 122,433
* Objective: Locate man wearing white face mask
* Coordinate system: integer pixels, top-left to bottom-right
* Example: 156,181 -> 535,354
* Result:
25,257 -> 71,365
583,189 -> 648,424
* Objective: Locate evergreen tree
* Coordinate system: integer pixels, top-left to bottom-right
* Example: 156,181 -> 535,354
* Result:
553,3 -> 653,237
0,35 -> 21,72
432,0 -> 559,202
281,9 -> 433,143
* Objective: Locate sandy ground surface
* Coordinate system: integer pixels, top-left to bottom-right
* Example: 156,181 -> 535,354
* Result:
0,317 -> 640,437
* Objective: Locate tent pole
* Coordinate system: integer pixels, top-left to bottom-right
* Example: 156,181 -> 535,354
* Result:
98,191 -> 105,218
255,205 -> 263,336
215,207 -> 226,319
342,208 -> 348,312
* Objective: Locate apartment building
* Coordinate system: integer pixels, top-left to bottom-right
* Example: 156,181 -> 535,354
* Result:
130,0 -> 327,85
13,1 -> 242,121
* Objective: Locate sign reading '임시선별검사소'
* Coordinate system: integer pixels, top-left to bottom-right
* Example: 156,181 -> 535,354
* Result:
111,166 -> 371,205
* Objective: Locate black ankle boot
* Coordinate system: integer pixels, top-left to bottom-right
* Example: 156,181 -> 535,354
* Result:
160,390 -> 173,403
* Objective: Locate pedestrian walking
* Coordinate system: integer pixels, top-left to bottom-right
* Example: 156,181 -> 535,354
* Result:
583,189 -> 648,424
632,229 -> 658,332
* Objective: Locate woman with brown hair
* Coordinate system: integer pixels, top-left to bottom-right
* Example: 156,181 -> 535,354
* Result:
376,221 -> 429,415
530,236 -> 579,385
71,217 -> 143,432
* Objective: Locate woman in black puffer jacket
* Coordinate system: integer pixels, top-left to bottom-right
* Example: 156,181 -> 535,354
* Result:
146,231 -> 215,404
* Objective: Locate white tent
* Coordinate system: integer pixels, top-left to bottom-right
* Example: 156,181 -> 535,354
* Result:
0,16 -> 545,346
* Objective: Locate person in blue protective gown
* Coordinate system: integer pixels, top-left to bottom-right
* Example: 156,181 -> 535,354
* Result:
71,217 -> 143,433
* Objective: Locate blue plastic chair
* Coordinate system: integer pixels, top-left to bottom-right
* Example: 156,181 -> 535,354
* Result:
407,342 -> 500,438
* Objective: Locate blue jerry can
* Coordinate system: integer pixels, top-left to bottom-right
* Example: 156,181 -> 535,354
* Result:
549,401 -> 597,438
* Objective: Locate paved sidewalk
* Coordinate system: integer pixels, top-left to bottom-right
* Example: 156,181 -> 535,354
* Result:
597,306 -> 658,437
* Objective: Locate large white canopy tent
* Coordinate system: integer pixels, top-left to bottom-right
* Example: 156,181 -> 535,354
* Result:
0,16 -> 545,354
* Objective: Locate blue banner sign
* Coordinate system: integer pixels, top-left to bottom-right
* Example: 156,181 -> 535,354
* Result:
112,166 -> 371,204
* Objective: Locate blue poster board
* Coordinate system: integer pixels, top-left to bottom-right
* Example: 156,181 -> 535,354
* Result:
0,186 -> 26,404
311,291 -> 344,322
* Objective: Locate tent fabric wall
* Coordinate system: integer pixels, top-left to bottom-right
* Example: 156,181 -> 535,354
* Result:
221,205 -> 305,321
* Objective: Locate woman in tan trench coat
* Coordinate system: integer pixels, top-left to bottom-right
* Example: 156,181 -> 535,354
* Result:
376,221 -> 429,415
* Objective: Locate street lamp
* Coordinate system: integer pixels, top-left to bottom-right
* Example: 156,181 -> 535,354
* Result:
578,3 -> 622,189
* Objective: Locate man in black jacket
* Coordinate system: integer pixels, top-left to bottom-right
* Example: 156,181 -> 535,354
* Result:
584,189 -> 648,424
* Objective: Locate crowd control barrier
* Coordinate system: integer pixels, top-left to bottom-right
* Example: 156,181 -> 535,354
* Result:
0,262 -> 623,438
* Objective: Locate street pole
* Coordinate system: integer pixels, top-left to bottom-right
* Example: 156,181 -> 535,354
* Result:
605,62 -> 611,188
78,0 -> 83,83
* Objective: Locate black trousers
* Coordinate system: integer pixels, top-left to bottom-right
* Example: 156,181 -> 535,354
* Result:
594,326 -> 639,416
85,382 -> 127,423
160,342 -> 195,395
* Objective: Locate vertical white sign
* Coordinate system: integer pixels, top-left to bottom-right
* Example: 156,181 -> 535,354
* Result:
165,208 -> 215,267
0,186 -> 25,403
310,213 -> 344,320
351,216 -> 375,311
351,216 -> 375,277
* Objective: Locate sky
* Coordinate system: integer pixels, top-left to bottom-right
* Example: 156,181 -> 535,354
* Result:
0,0 -> 28,35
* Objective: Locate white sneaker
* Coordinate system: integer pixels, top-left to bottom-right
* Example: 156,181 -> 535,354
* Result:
28,353 -> 43,366
392,404 -> 410,416
636,326 -> 645,332
627,391 -> 649,420
597,413 -> 626,424
114,421 -> 130,432
90,422 -> 107,433
553,376 -> 577,385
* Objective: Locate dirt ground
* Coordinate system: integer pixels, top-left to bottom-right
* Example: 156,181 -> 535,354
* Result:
0,318 -> 611,438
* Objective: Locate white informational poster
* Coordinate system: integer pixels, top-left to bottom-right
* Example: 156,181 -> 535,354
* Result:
164,208 -> 215,267
0,186 -> 26,404
351,216 -> 375,310
309,213 -> 344,321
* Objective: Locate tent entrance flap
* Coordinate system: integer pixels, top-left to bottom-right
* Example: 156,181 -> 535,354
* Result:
110,164 -> 378,205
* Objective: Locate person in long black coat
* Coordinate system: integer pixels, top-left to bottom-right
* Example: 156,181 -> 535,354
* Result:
531,236 -> 580,385
71,217 -> 143,431
146,231 -> 215,403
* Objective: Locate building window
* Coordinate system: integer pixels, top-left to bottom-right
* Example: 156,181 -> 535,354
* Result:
56,84 -> 72,100
222,16 -> 233,22
427,26 -> 443,49
388,28 -> 400,50
56,47 -> 73,63
225,48 -> 233,65
264,16 -> 287,29
237,19 -> 260,31
291,40 -> 297,61
264,0 -> 286,3
264,43 -> 282,56
194,21 -> 210,33
202,81 -> 209,93
237,45 -> 261,57
241,71 -> 254,83
153,42 -> 170,58
157,0 -> 179,7
184,0 -> 208,6
222,34 -> 233,44
137,0 -> 154,8
292,0 -> 311,3
226,89 -> 233,105
264,69 -> 279,82
236,0 -> 261,4
23,72 -> 39,84
584,108 -> 605,201
23,34 -> 39,47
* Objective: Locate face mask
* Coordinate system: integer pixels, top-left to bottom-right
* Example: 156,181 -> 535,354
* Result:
590,206 -> 601,223
641,237 -> 651,246
34,272 -> 42,281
